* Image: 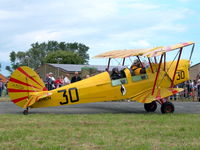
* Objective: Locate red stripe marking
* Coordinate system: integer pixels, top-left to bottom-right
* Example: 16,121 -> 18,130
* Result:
168,88 -> 178,94
43,87 -> 48,91
172,90 -> 178,94
8,88 -> 38,93
26,97 -> 35,107
17,67 -> 43,88
156,89 -> 161,100
12,96 -> 28,103
182,42 -> 189,46
9,77 -> 40,89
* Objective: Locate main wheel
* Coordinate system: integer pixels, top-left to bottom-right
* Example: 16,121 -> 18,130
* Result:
161,102 -> 174,114
23,110 -> 28,115
144,101 -> 157,112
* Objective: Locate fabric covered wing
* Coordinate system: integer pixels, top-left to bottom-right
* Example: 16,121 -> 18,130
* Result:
131,88 -> 183,103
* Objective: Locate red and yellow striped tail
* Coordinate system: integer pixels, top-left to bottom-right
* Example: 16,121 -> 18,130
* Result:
7,66 -> 47,108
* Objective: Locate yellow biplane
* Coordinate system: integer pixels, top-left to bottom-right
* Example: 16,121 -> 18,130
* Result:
7,42 -> 195,114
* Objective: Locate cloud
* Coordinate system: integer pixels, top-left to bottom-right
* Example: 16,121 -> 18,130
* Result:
13,30 -> 61,44
177,0 -> 190,2
123,2 -> 159,10
12,27 -> 101,47
0,51 -> 10,62
0,10 -> 19,20
149,24 -> 186,32
129,40 -> 151,48
0,0 -> 198,72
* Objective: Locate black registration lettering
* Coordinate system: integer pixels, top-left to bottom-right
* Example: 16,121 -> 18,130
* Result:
69,88 -> 79,103
58,88 -> 79,105
176,70 -> 185,80
58,90 -> 68,105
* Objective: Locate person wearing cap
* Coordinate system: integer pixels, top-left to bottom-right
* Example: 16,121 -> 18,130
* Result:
111,68 -> 121,80
46,72 -> 55,90
131,59 -> 146,75
131,60 -> 142,75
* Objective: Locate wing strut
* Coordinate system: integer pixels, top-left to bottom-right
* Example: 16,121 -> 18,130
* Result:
122,58 -> 126,66
189,43 -> 195,61
164,53 -> 166,71
137,56 -> 144,68
107,58 -> 111,71
170,47 -> 183,88
154,57 -> 157,64
148,57 -> 154,73
152,54 -> 164,95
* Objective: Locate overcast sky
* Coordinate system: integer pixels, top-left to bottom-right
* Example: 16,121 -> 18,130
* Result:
0,0 -> 199,75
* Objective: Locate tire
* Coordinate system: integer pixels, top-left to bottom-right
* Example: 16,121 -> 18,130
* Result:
161,102 -> 174,114
144,101 -> 157,112
23,110 -> 28,115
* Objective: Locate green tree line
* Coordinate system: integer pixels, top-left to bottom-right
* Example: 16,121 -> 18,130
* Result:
6,41 -> 89,72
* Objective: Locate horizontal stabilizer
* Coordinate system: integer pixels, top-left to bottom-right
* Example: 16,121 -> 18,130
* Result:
23,92 -> 52,108
131,88 -> 183,103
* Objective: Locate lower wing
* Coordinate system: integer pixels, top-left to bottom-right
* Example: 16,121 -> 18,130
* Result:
130,88 -> 183,103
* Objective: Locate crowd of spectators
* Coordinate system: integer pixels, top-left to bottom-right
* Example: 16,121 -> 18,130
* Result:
171,79 -> 200,101
45,72 -> 85,90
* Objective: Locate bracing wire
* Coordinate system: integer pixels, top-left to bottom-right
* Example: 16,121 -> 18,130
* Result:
157,51 -> 180,87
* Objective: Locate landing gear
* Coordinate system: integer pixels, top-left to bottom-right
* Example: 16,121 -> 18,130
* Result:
144,101 -> 157,112
23,108 -> 29,115
144,99 -> 175,114
161,101 -> 174,114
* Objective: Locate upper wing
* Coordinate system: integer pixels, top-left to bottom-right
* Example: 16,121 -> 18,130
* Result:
130,87 -> 183,103
93,42 -> 194,59
144,41 -> 194,57
93,48 -> 153,58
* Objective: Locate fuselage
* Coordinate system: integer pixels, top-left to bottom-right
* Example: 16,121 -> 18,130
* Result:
30,59 -> 190,108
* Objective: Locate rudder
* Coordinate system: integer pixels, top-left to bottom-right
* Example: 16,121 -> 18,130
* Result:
7,66 -> 47,108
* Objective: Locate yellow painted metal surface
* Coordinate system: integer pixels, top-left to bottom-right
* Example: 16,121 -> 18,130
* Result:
7,58 -> 190,109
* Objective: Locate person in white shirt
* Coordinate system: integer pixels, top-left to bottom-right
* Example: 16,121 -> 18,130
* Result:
48,72 -> 55,90
63,73 -> 71,85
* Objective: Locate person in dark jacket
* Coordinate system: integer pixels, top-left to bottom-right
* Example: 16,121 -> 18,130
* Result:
111,68 -> 121,80
71,72 -> 82,83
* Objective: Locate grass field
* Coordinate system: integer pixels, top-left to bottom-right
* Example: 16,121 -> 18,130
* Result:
0,95 -> 199,149
0,114 -> 200,150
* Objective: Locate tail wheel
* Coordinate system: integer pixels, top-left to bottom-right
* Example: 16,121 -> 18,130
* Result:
23,108 -> 29,115
144,101 -> 157,112
161,102 -> 174,114
23,110 -> 28,115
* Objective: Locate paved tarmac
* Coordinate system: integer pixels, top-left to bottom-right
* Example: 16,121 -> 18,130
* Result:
0,101 -> 200,114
